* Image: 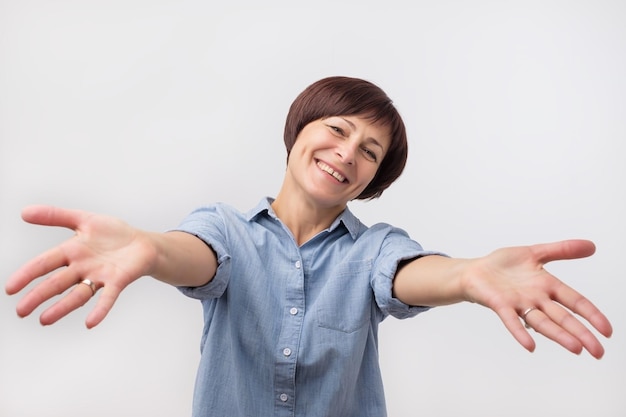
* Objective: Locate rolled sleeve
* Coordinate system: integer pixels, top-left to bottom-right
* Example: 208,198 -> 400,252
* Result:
370,224 -> 447,319
170,205 -> 232,300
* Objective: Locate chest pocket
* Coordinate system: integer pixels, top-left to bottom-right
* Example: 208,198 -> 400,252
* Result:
316,259 -> 373,333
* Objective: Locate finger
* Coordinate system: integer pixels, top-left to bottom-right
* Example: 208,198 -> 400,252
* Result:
39,280 -> 98,326
6,246 -> 69,295
14,267 -> 79,317
498,308 -> 537,353
85,284 -> 122,329
21,205 -> 90,230
539,302 -> 606,359
551,281 -> 614,338
530,239 -> 596,264
522,307 -> 586,356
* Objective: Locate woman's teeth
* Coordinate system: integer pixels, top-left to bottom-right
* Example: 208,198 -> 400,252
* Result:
317,161 -> 346,183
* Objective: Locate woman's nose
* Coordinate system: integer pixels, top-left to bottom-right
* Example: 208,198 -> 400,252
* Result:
336,141 -> 356,165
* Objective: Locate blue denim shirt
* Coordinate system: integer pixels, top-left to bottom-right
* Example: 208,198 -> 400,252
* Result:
175,198 -> 439,417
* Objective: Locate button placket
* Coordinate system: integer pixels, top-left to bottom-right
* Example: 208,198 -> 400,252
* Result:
274,254 -> 304,414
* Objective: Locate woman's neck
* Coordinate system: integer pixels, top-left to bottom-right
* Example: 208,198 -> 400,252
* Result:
271,190 -> 346,246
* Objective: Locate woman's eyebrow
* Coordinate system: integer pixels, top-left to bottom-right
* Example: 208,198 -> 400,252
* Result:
366,137 -> 384,152
339,116 -> 356,130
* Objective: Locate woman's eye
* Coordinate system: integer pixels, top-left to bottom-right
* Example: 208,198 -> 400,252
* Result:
329,125 -> 344,135
362,148 -> 377,162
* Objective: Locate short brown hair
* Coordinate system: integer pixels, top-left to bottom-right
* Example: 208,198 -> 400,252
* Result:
283,76 -> 408,200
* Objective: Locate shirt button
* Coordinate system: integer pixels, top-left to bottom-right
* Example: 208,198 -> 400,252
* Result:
280,393 -> 288,402
283,348 -> 292,357
294,260 -> 301,269
289,307 -> 298,315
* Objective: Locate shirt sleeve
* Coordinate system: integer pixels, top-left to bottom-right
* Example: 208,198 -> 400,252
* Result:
369,223 -> 447,320
170,205 -> 233,300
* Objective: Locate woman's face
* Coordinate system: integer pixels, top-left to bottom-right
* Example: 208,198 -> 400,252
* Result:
285,115 -> 391,209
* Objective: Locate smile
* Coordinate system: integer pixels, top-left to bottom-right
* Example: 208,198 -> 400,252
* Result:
317,161 -> 347,183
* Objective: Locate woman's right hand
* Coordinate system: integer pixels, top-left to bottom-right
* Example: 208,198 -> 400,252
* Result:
5,205 -> 159,328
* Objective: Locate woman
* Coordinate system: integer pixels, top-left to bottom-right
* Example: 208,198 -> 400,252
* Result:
5,76 -> 613,416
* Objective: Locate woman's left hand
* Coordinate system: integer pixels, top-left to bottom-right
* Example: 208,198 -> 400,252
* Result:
464,239 -> 613,359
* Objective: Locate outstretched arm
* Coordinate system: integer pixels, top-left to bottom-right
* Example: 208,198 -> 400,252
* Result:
5,205 -> 216,328
392,239 -> 613,359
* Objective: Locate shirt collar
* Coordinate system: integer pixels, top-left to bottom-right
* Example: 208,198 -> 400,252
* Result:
246,197 -> 361,240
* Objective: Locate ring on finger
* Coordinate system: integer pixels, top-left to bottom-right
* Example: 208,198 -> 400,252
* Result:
78,279 -> 97,296
521,307 -> 538,329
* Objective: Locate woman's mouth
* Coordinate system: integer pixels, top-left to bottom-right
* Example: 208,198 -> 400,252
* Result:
316,161 -> 347,183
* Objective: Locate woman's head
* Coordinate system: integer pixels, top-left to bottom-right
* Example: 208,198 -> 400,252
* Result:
283,76 -> 408,200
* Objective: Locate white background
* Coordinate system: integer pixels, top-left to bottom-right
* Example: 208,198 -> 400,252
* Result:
1,1 -> 624,416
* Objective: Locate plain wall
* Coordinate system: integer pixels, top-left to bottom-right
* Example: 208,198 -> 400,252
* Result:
1,1 -> 624,416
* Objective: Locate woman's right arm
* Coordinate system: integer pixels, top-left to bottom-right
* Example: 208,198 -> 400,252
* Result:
5,205 -> 217,328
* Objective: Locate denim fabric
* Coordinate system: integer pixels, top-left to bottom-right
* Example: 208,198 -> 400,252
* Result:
175,198 -> 439,417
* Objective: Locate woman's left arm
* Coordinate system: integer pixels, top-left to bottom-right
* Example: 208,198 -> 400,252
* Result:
392,239 -> 613,359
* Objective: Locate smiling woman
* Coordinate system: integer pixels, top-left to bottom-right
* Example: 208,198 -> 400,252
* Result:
4,76 -> 613,417
282,76 -> 409,200
277,114 -> 390,225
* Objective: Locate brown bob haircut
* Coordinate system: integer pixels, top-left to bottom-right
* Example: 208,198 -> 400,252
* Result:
283,76 -> 408,200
